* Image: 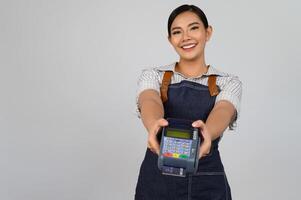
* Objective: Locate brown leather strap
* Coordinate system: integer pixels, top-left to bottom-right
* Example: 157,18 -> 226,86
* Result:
208,75 -> 220,96
160,72 -> 218,102
160,71 -> 173,103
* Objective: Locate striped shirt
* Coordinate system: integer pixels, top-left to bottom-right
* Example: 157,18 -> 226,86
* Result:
135,62 -> 242,130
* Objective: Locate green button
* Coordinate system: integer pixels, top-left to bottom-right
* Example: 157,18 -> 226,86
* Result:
180,154 -> 188,159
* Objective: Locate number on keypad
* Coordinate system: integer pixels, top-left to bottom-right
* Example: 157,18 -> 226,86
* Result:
162,137 -> 192,159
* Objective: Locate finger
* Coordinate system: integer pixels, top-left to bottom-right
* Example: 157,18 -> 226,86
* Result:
150,119 -> 169,140
192,120 -> 205,129
199,141 -> 211,158
148,119 -> 168,154
192,120 -> 212,158
157,118 -> 169,127
192,120 -> 211,140
150,119 -> 168,137
199,131 -> 211,158
148,135 -> 160,155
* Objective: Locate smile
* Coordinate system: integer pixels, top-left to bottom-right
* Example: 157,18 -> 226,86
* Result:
181,43 -> 197,51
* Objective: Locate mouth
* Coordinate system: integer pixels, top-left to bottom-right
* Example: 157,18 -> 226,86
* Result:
181,43 -> 197,51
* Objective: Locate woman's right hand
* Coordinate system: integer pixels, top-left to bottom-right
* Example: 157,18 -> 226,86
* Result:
147,118 -> 168,155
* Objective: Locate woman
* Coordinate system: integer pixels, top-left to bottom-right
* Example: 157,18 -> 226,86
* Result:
135,4 -> 242,200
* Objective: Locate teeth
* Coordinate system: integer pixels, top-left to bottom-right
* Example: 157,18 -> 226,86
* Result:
182,44 -> 196,49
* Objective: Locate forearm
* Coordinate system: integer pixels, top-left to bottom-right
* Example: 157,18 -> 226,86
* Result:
139,95 -> 164,132
205,100 -> 236,140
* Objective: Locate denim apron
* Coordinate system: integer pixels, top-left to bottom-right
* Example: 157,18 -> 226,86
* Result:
135,74 -> 232,200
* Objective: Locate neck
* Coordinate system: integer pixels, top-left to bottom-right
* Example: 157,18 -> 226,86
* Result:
176,56 -> 208,78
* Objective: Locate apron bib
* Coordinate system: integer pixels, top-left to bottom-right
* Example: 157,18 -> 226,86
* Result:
135,71 -> 232,200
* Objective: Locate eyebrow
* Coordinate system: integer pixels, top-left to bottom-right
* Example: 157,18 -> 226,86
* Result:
171,22 -> 201,31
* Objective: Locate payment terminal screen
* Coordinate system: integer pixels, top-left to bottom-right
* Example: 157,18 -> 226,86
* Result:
163,129 -> 192,159
166,129 -> 191,139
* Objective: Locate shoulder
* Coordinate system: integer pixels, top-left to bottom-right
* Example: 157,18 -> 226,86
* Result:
212,66 -> 242,89
138,62 -> 175,82
137,67 -> 160,82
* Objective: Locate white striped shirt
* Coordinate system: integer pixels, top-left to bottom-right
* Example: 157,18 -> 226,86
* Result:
135,62 -> 242,130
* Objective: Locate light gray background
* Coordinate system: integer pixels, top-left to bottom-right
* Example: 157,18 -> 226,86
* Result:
0,0 -> 300,199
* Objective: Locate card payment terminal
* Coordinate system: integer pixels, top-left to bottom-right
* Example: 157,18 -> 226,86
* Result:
158,118 -> 201,177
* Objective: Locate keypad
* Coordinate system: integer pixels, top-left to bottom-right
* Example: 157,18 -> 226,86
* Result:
162,137 -> 192,159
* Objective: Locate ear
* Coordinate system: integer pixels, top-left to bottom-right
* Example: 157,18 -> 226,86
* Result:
206,25 -> 213,42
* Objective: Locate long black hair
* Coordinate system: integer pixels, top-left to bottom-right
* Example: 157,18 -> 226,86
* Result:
168,4 -> 209,37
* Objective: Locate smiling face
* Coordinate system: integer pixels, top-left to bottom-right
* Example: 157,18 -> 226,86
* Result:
168,11 -> 212,61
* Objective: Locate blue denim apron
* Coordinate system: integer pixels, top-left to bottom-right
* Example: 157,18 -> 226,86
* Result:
135,76 -> 232,200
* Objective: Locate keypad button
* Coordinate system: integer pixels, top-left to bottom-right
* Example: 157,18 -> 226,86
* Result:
173,153 -> 180,158
163,152 -> 172,157
180,154 -> 188,159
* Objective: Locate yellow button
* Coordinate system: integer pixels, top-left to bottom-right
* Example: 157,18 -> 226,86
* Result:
173,153 -> 180,158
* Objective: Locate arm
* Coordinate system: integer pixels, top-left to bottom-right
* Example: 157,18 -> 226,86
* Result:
138,89 -> 164,132
205,100 -> 236,140
193,100 -> 236,158
138,89 -> 168,154
194,76 -> 242,157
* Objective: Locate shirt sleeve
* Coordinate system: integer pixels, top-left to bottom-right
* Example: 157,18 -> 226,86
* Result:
134,68 -> 161,118
215,75 -> 243,131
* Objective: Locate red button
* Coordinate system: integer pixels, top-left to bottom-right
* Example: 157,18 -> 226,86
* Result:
163,152 -> 172,157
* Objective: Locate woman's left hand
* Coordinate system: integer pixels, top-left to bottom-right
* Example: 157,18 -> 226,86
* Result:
192,120 -> 212,159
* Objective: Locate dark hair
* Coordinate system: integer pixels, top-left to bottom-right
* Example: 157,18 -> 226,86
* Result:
167,4 -> 209,37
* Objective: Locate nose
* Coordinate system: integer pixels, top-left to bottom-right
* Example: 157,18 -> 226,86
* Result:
182,30 -> 191,42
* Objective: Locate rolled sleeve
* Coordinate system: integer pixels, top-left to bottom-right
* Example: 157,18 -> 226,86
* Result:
215,76 -> 242,130
134,68 -> 161,118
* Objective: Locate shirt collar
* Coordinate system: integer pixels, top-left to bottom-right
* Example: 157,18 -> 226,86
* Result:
155,62 -> 228,77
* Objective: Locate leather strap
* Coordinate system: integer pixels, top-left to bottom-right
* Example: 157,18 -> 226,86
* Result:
160,72 -> 219,103
208,75 -> 220,96
160,71 -> 173,103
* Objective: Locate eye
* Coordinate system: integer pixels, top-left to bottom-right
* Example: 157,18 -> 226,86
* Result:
172,31 -> 181,35
191,26 -> 199,30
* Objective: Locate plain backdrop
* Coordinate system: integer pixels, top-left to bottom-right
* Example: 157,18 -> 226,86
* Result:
0,0 -> 300,199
